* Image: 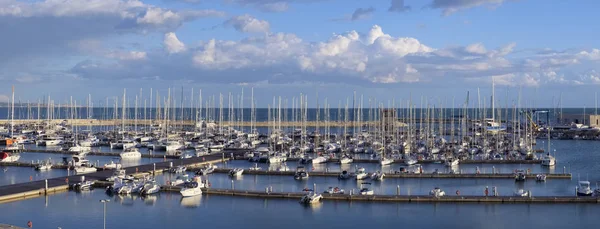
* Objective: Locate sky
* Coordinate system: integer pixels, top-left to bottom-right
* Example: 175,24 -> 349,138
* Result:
1,0 -> 600,108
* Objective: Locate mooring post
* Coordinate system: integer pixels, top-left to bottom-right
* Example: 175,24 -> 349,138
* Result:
44,179 -> 48,194
563,166 -> 566,174
153,163 -> 156,175
231,180 -> 234,190
396,185 -> 400,195
492,166 -> 495,174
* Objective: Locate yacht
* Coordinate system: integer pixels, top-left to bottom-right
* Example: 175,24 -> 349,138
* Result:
35,160 -> 52,171
355,167 -> 368,180
536,174 -> 547,182
166,141 -> 185,152
541,154 -> 556,166
229,168 -> 244,177
294,166 -> 309,180
339,155 -> 353,164
180,182 -> 202,197
323,186 -> 345,194
359,186 -> 374,195
299,192 -> 322,204
370,171 -> 384,181
379,157 -> 394,166
120,147 -> 142,159
106,169 -> 128,181
577,181 -> 593,196
111,139 -> 137,150
268,154 -> 287,164
197,164 -> 217,175
74,165 -> 97,174
104,161 -> 122,170
311,156 -> 327,164
0,150 -> 20,162
169,165 -> 187,174
171,174 -> 191,186
72,180 -> 95,191
514,169 -> 526,182
141,181 -> 161,195
68,145 -> 91,153
429,187 -> 446,197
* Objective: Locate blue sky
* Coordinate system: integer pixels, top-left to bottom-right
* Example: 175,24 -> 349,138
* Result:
1,0 -> 599,108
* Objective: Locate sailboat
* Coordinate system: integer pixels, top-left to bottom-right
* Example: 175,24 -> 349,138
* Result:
1,86 -> 21,162
541,128 -> 556,166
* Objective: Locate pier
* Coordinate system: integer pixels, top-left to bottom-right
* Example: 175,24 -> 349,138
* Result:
0,151 -> 237,203
207,168 -> 572,179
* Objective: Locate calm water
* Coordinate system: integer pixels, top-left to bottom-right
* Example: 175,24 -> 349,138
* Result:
2,139 -> 600,227
0,190 -> 598,229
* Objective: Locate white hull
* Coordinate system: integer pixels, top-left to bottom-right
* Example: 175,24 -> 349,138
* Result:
45,140 -> 63,146
268,156 -> 287,164
0,154 -> 20,162
69,146 -> 91,152
380,158 -> 393,166
339,157 -> 353,164
180,187 -> 202,197
75,167 -> 97,174
167,144 -> 184,152
312,156 -> 327,164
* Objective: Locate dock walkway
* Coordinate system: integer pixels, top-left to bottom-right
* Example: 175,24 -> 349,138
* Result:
0,152 -> 236,203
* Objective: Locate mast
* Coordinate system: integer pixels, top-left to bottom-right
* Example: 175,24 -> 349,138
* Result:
10,86 -> 14,137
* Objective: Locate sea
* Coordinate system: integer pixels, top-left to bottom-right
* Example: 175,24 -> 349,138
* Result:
1,139 -> 600,228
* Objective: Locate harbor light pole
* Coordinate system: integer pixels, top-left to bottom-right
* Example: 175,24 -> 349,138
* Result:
100,199 -> 110,229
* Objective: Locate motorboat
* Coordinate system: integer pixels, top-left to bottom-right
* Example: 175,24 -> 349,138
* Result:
180,182 -> 202,197
268,154 -> 287,164
355,167 -> 368,180
370,171 -> 384,181
35,160 -> 52,171
72,180 -> 95,191
577,181 -> 593,196
514,169 -> 526,182
379,157 -> 394,166
323,186 -> 345,194
74,165 -> 97,174
169,165 -> 187,174
106,169 -> 128,181
0,150 -> 20,162
195,147 -> 209,157
229,168 -> 244,177
120,147 -> 142,159
536,174 -> 547,182
311,156 -> 327,164
141,181 -> 161,195
104,160 -> 122,170
197,164 -> 217,175
338,170 -> 351,180
359,186 -> 374,195
541,154 -> 556,166
429,187 -> 446,197
110,139 -> 137,150
294,166 -> 309,180
166,141 -> 185,152
171,174 -> 191,186
514,189 -> 530,197
339,155 -> 353,164
444,158 -> 459,167
180,153 -> 193,159
299,191 -> 322,205
68,145 -> 91,153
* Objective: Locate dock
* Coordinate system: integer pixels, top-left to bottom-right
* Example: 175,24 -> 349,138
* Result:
208,168 -> 572,179
25,149 -> 181,159
0,151 -> 237,203
256,158 -> 544,165
0,224 -> 24,229
156,186 -> 600,204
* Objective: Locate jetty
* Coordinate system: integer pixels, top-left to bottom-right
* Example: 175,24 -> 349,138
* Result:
207,168 -> 572,179
0,152 -> 236,203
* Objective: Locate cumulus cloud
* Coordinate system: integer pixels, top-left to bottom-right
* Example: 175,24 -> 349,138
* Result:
389,0 -> 411,13
428,0 -> 506,16
164,32 -> 186,54
225,14 -> 270,33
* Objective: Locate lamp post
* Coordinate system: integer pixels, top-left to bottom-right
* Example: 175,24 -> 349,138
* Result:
99,199 -> 110,229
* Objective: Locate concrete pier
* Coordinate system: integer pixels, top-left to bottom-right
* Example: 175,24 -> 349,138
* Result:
207,168 -> 572,179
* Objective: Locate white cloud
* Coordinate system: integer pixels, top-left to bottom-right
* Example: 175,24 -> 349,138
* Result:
351,7 -> 375,21
164,32 -> 186,54
225,14 -> 270,33
465,43 -> 487,54
0,95 -> 9,103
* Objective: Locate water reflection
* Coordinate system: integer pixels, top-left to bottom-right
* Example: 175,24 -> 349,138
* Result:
142,195 -> 157,206
180,195 -> 202,208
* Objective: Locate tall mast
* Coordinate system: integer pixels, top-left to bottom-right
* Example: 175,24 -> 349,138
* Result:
10,86 -> 14,137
